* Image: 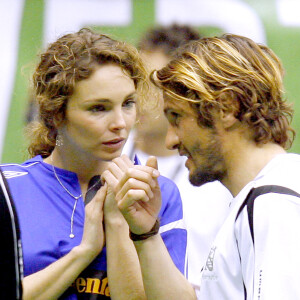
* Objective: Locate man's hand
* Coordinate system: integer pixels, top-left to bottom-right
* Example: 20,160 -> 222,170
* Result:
102,155 -> 161,235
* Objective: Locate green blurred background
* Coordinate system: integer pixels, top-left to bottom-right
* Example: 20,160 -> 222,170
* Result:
2,0 -> 300,163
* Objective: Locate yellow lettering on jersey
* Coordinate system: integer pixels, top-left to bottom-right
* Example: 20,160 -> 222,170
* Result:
76,277 -> 86,293
86,278 -> 101,294
99,277 -> 109,295
73,276 -> 110,296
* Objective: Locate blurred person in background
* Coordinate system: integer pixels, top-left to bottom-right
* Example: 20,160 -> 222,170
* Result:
1,28 -> 186,300
122,24 -> 232,285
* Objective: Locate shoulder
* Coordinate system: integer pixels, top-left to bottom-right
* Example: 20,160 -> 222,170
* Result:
0,156 -> 43,180
235,184 -> 300,241
157,175 -> 184,223
158,175 -> 182,208
252,186 -> 300,217
158,174 -> 180,193
237,184 -> 300,216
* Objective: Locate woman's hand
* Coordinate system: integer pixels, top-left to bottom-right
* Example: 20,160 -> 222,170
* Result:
22,184 -> 108,300
102,155 -> 149,300
80,184 -> 107,259
102,155 -> 134,225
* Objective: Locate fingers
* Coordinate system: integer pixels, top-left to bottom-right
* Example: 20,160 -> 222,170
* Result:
101,154 -> 134,187
130,165 -> 160,178
117,154 -> 135,168
101,155 -> 160,213
117,190 -> 147,211
146,156 -> 158,171
109,154 -> 134,178
103,155 -> 159,188
117,176 -> 154,202
102,170 -> 119,189
88,183 -> 107,208
145,156 -> 160,194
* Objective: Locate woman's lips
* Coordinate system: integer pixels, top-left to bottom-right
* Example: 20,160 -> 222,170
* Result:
102,139 -> 125,150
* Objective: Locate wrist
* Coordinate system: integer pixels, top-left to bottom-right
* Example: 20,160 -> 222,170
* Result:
104,214 -> 128,228
71,245 -> 98,265
129,219 -> 160,242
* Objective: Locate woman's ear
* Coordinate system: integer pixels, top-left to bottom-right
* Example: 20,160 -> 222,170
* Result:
53,109 -> 66,127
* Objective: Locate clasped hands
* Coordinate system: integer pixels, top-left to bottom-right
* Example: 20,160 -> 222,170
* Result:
101,154 -> 161,235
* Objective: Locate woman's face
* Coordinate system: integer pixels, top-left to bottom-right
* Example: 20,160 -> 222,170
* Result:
60,63 -> 137,161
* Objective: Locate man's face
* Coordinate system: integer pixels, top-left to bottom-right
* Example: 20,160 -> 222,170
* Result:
163,96 -> 227,186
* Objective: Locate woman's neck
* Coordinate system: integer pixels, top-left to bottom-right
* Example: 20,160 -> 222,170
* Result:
45,148 -> 107,192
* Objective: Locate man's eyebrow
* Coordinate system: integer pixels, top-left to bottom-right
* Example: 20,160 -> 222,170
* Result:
124,92 -> 137,100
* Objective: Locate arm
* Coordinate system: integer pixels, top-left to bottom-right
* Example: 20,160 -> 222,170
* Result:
103,156 -> 146,300
103,155 -> 196,300
22,185 -> 107,300
134,234 -> 195,300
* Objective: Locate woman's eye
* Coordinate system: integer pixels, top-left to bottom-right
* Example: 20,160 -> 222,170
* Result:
89,105 -> 106,112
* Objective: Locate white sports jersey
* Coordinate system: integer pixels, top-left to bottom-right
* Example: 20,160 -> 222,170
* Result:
122,132 -> 232,286
196,153 -> 300,299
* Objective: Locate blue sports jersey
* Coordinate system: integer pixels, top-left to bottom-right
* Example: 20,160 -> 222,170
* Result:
2,155 -> 187,299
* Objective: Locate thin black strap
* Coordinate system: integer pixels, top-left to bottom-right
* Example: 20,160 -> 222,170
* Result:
84,175 -> 102,205
0,169 -> 23,299
236,185 -> 300,299
236,185 -> 300,243
243,282 -> 247,300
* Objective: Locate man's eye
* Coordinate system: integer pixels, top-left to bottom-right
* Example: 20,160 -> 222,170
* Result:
169,112 -> 180,125
123,99 -> 136,108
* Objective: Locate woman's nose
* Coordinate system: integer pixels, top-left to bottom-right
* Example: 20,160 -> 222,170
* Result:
109,109 -> 127,130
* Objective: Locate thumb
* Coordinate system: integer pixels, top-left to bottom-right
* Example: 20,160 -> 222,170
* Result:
146,156 -> 160,177
146,157 -> 161,203
93,184 -> 108,206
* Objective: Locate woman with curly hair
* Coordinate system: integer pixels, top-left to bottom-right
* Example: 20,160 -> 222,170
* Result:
1,28 -> 186,300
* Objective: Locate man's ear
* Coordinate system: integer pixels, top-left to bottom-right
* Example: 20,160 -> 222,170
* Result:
219,109 -> 238,130
217,92 -> 240,130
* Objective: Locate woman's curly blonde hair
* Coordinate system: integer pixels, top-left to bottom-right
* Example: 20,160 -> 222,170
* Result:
28,28 -> 150,158
152,34 -> 295,149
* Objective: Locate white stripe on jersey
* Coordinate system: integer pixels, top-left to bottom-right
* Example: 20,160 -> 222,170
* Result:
0,162 -> 39,169
3,171 -> 28,179
159,218 -> 186,234
1,162 -> 40,179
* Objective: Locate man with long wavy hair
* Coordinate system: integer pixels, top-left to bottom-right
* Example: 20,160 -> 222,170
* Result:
107,34 -> 300,299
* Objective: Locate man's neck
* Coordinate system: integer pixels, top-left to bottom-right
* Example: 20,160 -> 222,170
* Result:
223,141 -> 286,197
